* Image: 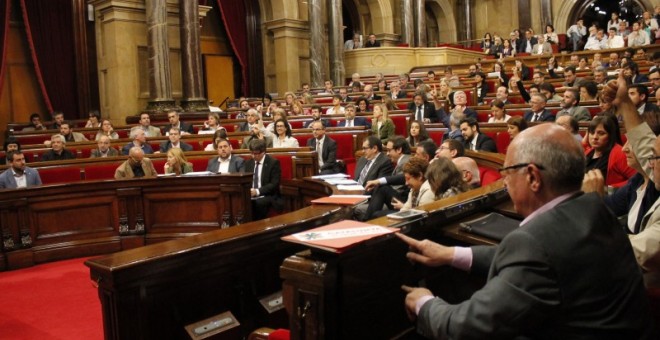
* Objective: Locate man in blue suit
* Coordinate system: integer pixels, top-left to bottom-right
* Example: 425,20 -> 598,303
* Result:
206,139 -> 245,173
0,151 -> 42,189
523,94 -> 555,122
337,104 -> 370,128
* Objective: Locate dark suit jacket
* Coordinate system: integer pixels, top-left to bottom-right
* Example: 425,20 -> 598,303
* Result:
244,154 -> 281,196
390,89 -> 407,99
206,155 -> 245,173
307,136 -> 341,174
633,74 -> 649,84
159,141 -> 193,153
464,133 -> 497,152
164,122 -> 194,134
90,148 -> 119,158
524,109 -> 555,122
0,166 -> 42,188
516,37 -> 537,53
407,103 -> 436,122
41,149 -> 76,161
122,142 -> 154,155
337,117 -> 371,129
354,153 -> 394,184
416,193 -> 655,339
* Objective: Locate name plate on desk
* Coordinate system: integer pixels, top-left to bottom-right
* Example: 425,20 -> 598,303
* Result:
258,291 -> 284,314
185,311 -> 239,340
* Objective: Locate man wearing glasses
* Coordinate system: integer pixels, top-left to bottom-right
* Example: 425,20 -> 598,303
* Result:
398,121 -> 655,339
245,139 -> 281,221
114,147 -> 158,179
307,121 -> 341,174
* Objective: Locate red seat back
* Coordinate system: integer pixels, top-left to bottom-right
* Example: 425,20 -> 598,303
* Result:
272,154 -> 293,180
495,131 -> 511,154
190,157 -> 209,171
390,115 -> 409,137
83,163 -> 119,181
39,166 -> 82,184
478,166 -> 502,186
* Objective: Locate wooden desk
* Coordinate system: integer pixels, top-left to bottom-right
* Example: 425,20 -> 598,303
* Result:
0,174 -> 253,271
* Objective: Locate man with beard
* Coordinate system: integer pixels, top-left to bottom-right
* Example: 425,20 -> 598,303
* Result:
0,151 -> 42,188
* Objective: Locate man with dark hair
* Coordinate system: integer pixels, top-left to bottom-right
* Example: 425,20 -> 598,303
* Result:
308,121 -> 341,174
538,82 -> 562,102
0,151 -> 42,189
364,33 -> 380,48
399,123 -> 656,339
305,106 -> 328,128
648,68 -> 660,92
459,118 -> 497,152
415,140 -> 438,161
158,127 -> 193,153
355,136 -> 393,186
407,92 -> 435,123
206,139 -> 244,173
131,113 -> 162,137
628,83 -> 659,115
362,136 -> 412,220
164,110 -> 194,134
245,139 -> 282,220
60,121 -> 89,142
556,88 -> 591,121
23,113 -> 46,131
435,139 -> 464,159
562,66 -> 584,88
524,94 -> 554,123
579,80 -> 599,102
51,111 -> 65,130
337,104 -> 370,128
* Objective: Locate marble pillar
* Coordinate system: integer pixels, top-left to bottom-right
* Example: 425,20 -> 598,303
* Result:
145,0 -> 180,113
179,0 -> 208,112
327,0 -> 344,86
414,0 -> 426,47
401,0 -> 414,46
541,0 -> 552,29
308,0 -> 326,88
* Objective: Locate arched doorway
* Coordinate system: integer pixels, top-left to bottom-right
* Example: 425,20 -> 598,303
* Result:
425,0 -> 457,44
343,0 -> 361,42
557,0 -> 655,31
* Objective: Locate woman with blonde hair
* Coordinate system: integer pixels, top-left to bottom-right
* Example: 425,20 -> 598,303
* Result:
283,91 -> 297,107
371,103 -> 395,143
199,112 -> 226,134
95,119 -> 119,140
290,100 -> 305,116
164,148 -> 193,175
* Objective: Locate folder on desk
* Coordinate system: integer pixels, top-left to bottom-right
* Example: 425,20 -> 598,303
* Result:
311,195 -> 369,205
282,220 -> 396,253
459,213 -> 520,241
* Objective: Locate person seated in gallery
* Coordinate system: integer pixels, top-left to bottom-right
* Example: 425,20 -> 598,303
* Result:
22,113 -> 47,131
90,135 -> 119,158
158,127 -> 193,153
305,106 -> 329,128
130,113 -> 162,137
206,138 -> 245,174
164,110 -> 194,135
245,139 -> 282,220
122,128 -> 154,155
241,124 -> 273,149
452,156 -> 481,189
1,137 -> 21,165
164,148 -> 193,175
337,104 -> 370,128
0,151 -> 42,189
41,134 -> 76,161
60,121 -> 89,143
114,147 -> 158,180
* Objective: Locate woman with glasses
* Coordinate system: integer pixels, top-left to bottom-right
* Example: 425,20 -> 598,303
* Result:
164,148 -> 193,175
583,115 -> 635,187
390,158 -> 434,212
272,118 -> 299,148
371,103 -> 395,143
95,119 -> 119,140
355,97 -> 370,113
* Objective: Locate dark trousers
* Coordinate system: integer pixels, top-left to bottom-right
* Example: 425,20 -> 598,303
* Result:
363,185 -> 408,221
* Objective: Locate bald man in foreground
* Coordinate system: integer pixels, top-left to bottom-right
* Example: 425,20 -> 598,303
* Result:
398,124 -> 656,339
114,147 -> 158,179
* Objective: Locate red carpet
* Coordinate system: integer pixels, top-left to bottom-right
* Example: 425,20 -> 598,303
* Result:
0,257 -> 103,340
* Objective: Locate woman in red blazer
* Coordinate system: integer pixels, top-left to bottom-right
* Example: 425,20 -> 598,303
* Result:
583,115 -> 635,187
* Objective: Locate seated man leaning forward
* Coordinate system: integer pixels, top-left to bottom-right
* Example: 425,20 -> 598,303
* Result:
398,124 -> 656,339
0,150 -> 42,189
114,147 -> 158,179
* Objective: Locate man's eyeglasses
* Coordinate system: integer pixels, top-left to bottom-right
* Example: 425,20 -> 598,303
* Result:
648,155 -> 660,164
498,163 -> 545,175
650,78 -> 660,81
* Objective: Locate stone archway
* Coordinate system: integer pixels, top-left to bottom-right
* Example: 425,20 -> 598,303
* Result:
426,0 -> 457,43
556,0 -> 658,31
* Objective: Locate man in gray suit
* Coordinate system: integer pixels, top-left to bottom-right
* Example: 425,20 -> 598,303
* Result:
206,139 -> 245,173
0,151 -> 42,189
398,124 -> 656,339
354,136 -> 394,186
555,88 -> 591,122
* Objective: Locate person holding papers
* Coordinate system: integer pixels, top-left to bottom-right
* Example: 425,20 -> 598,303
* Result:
245,139 -> 282,221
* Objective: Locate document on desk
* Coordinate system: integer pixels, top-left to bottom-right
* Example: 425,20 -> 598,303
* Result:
183,171 -> 214,176
312,173 -> 349,180
324,178 -> 359,185
337,184 -> 365,191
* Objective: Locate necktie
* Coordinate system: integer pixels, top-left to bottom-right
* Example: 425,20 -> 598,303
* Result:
253,162 -> 260,189
417,106 -> 422,121
317,141 -> 323,167
411,190 -> 419,208
358,160 -> 372,185
533,113 -> 540,122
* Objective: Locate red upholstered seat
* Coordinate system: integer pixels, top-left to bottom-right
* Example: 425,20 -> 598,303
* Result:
478,166 -> 502,186
229,139 -> 240,149
38,166 -> 82,184
477,111 -> 490,122
294,134 -> 312,148
150,159 -> 166,174
428,130 -> 446,144
116,130 -> 129,138
272,154 -> 293,180
390,115 -> 409,137
268,329 -> 290,340
83,163 -> 119,181
289,120 -> 304,129
14,134 -> 49,146
190,157 -> 209,172
495,131 -> 511,154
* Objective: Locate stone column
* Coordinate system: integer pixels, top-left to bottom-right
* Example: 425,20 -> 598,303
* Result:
401,0 -> 414,46
541,0 -> 552,29
464,0 -> 473,45
144,0 -> 180,113
179,0 -> 208,112
327,0 -> 344,86
414,0 -> 426,47
308,0 -> 326,88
